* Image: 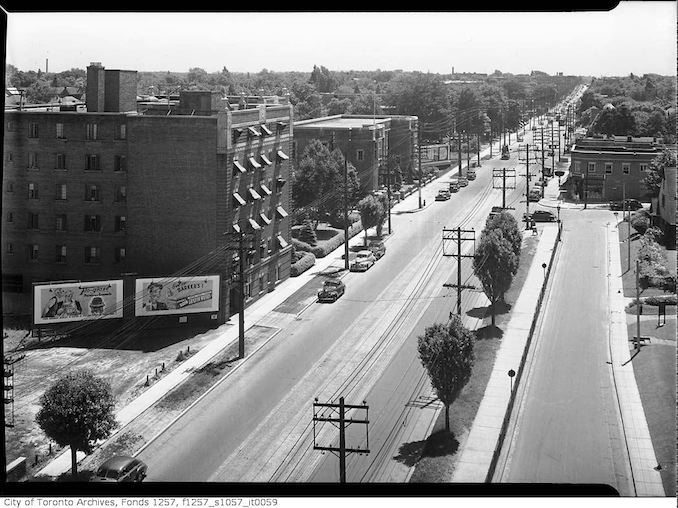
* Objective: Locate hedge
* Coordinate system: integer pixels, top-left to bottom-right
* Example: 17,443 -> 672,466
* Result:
290,251 -> 316,277
291,222 -> 364,258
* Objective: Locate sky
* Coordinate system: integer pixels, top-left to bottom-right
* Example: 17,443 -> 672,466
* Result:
3,3 -> 677,77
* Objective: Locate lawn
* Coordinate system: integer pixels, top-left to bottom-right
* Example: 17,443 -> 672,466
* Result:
410,233 -> 540,482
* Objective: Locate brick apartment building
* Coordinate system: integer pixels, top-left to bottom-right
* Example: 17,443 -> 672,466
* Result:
567,136 -> 665,202
2,63 -> 293,324
293,114 -> 418,192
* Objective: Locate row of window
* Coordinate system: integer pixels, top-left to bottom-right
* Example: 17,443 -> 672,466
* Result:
8,152 -> 127,172
232,122 -> 286,143
11,121 -> 127,141
11,213 -> 126,232
232,149 -> 289,175
11,182 -> 127,202
232,179 -> 286,209
230,206 -> 289,232
574,161 -> 649,174
8,243 -> 125,264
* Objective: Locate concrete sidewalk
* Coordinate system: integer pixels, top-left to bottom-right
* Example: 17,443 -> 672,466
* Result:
452,223 -> 560,482
605,223 -> 664,496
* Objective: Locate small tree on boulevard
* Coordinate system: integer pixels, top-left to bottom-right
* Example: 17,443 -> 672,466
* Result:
417,316 -> 475,433
485,211 -> 522,260
357,194 -> 384,245
473,228 -> 518,326
35,370 -> 118,477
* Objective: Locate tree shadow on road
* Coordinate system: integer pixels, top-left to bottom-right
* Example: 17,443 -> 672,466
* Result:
394,430 -> 459,467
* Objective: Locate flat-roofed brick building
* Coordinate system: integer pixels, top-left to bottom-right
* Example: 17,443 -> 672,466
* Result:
293,114 -> 418,192
568,135 -> 665,202
2,64 -> 293,324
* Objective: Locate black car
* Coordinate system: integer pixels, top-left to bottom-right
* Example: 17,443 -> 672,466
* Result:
92,456 -> 147,482
317,279 -> 346,303
524,210 -> 556,222
609,199 -> 643,211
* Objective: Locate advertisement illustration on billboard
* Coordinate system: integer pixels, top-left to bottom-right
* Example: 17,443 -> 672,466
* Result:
34,280 -> 124,325
135,276 -> 220,317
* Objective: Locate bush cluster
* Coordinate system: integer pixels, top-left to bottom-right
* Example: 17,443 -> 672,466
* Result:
290,251 -> 316,277
291,223 -> 363,258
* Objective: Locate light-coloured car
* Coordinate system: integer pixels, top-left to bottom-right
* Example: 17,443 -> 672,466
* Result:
458,177 -> 469,187
435,190 -> 451,201
350,250 -> 376,272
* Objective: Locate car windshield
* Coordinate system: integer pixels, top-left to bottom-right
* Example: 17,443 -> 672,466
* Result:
96,467 -> 121,479
357,252 -> 370,258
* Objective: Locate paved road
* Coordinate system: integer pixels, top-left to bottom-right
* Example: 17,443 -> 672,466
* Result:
496,208 -> 631,493
137,135 -> 537,482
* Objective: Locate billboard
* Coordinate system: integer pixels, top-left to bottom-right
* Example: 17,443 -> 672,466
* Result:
135,276 -> 220,317
34,280 -> 124,325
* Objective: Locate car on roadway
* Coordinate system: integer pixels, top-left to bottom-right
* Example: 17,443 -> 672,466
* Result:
367,240 -> 386,260
609,199 -> 643,211
458,177 -> 468,187
488,206 -> 504,220
91,456 -> 147,483
524,210 -> 556,223
317,278 -> 346,303
466,169 -> 476,181
350,250 -> 376,272
435,189 -> 451,201
448,181 -> 460,193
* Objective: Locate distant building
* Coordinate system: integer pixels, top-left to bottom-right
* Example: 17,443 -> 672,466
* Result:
293,114 -> 418,191
2,63 -> 293,324
567,136 -> 664,201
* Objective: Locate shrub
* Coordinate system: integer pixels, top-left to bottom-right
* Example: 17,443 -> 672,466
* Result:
290,251 -> 316,277
298,220 -> 318,246
644,294 -> 677,306
630,210 -> 651,235
644,226 -> 664,244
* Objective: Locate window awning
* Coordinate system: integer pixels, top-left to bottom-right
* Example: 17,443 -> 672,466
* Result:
248,156 -> 262,169
275,205 -> 288,218
276,178 -> 286,188
277,235 -> 289,249
276,150 -> 289,161
259,213 -> 271,225
232,224 -> 241,234
248,218 -> 261,230
260,183 -> 272,195
260,154 -> 273,166
248,188 -> 262,200
247,126 -> 261,137
260,124 -> 273,136
233,160 -> 247,173
276,121 -> 287,130
233,192 -> 246,206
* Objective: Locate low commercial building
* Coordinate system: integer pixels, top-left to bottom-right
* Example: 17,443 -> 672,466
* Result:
293,114 -> 418,192
2,63 -> 293,325
567,136 -> 664,201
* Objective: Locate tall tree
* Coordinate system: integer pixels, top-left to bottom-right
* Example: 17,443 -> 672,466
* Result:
472,229 -> 518,325
357,194 -> 384,244
643,148 -> 676,198
485,211 -> 522,260
417,317 -> 475,432
35,370 -> 117,476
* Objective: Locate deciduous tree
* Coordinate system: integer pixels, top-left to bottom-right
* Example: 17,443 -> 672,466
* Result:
357,194 -> 384,244
417,317 -> 474,432
36,370 -> 117,476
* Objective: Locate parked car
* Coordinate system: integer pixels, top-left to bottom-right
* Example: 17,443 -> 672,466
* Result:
524,210 -> 556,222
350,250 -> 376,272
367,240 -> 386,260
458,177 -> 468,187
435,189 -> 451,201
91,456 -> 147,483
609,199 -> 643,211
501,145 -> 510,159
317,278 -> 346,303
488,206 -> 504,220
528,188 -> 542,202
466,169 -> 476,181
448,181 -> 460,193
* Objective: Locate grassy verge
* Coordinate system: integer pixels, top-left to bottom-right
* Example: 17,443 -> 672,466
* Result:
410,233 -> 541,482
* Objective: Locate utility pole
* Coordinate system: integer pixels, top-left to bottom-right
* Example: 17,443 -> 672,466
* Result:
225,227 -> 255,359
465,131 -> 470,171
489,119 -> 493,158
476,131 -> 481,168
634,260 -> 641,350
550,120 -> 555,173
457,130 -> 463,176
312,397 -> 370,483
417,125 -> 423,209
3,353 -> 24,428
442,227 -> 476,315
492,168 -> 516,210
344,158 -> 350,271
584,161 -> 589,209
